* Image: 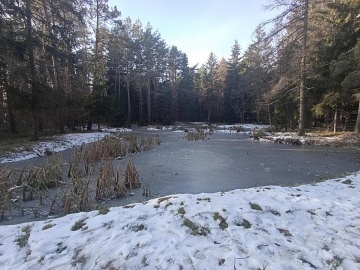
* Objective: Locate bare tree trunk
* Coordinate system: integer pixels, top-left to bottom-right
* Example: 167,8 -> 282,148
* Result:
41,0 -> 66,133
126,76 -> 131,125
87,117 -> 92,131
8,109 -> 16,134
333,107 -> 338,133
355,100 -> 360,133
154,80 -> 159,122
171,84 -> 179,122
146,76 -> 151,124
139,84 -> 143,123
268,105 -> 273,132
118,69 -> 121,102
26,0 -> 39,141
3,66 -> 17,134
114,66 -> 118,100
298,0 -> 309,136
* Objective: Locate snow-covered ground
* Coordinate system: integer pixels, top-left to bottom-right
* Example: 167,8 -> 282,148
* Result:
257,131 -> 360,147
0,173 -> 359,270
0,128 -> 132,164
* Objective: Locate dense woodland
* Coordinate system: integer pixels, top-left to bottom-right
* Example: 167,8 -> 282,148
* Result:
0,0 -> 359,140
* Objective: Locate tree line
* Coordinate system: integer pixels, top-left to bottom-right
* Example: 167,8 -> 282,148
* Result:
0,0 -> 359,140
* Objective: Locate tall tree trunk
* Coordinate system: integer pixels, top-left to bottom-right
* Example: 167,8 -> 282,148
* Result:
355,100 -> 360,133
126,76 -> 131,125
171,84 -> 179,122
139,84 -> 143,123
87,117 -> 92,131
8,109 -> 16,134
154,80 -> 159,122
3,66 -> 17,134
146,76 -> 151,124
118,68 -> 121,103
114,56 -> 121,103
26,0 -> 39,141
268,105 -> 273,132
333,107 -> 338,133
298,0 -> 309,136
42,0 -> 65,133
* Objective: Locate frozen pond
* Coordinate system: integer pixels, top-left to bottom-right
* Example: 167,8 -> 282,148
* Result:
118,130 -> 359,202
2,127 -> 360,224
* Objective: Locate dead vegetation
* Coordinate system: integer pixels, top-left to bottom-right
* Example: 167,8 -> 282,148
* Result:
252,130 -> 360,148
184,129 -> 209,141
0,133 -> 158,222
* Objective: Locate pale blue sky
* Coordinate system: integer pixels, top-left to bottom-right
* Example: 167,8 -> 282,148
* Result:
109,0 -> 275,66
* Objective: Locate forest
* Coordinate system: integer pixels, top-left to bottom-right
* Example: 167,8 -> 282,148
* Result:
0,0 -> 359,140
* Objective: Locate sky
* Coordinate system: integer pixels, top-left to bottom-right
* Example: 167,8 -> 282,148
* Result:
108,0 -> 276,66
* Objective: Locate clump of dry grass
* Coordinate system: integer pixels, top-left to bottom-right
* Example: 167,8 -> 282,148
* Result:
15,225 -> 31,247
139,136 -> 161,151
69,148 -> 85,178
95,159 -> 127,201
124,134 -> 140,153
0,168 -> 12,220
62,175 -> 92,215
0,133 -> 156,220
125,161 -> 141,189
184,129 -> 208,141
85,135 -> 127,162
213,212 -> 228,230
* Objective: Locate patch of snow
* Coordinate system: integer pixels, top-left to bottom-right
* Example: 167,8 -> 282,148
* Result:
215,129 -> 238,134
0,128 -> 132,164
264,133 -> 307,144
240,124 -> 270,130
1,173 -> 359,269
147,126 -> 173,131
102,127 -> 133,133
216,124 -> 269,131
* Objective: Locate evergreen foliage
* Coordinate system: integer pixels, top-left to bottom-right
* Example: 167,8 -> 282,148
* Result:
0,0 -> 359,136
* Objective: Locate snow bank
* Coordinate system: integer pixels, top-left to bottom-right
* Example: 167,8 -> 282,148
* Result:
1,173 -> 359,269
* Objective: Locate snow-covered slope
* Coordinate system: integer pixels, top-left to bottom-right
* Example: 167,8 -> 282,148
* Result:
1,173 -> 359,270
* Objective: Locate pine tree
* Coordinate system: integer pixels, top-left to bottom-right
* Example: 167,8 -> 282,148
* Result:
263,0 -> 310,135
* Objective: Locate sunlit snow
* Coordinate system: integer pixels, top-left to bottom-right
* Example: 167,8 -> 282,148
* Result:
0,174 -> 359,269
0,124 -> 359,269
0,128 -> 132,164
